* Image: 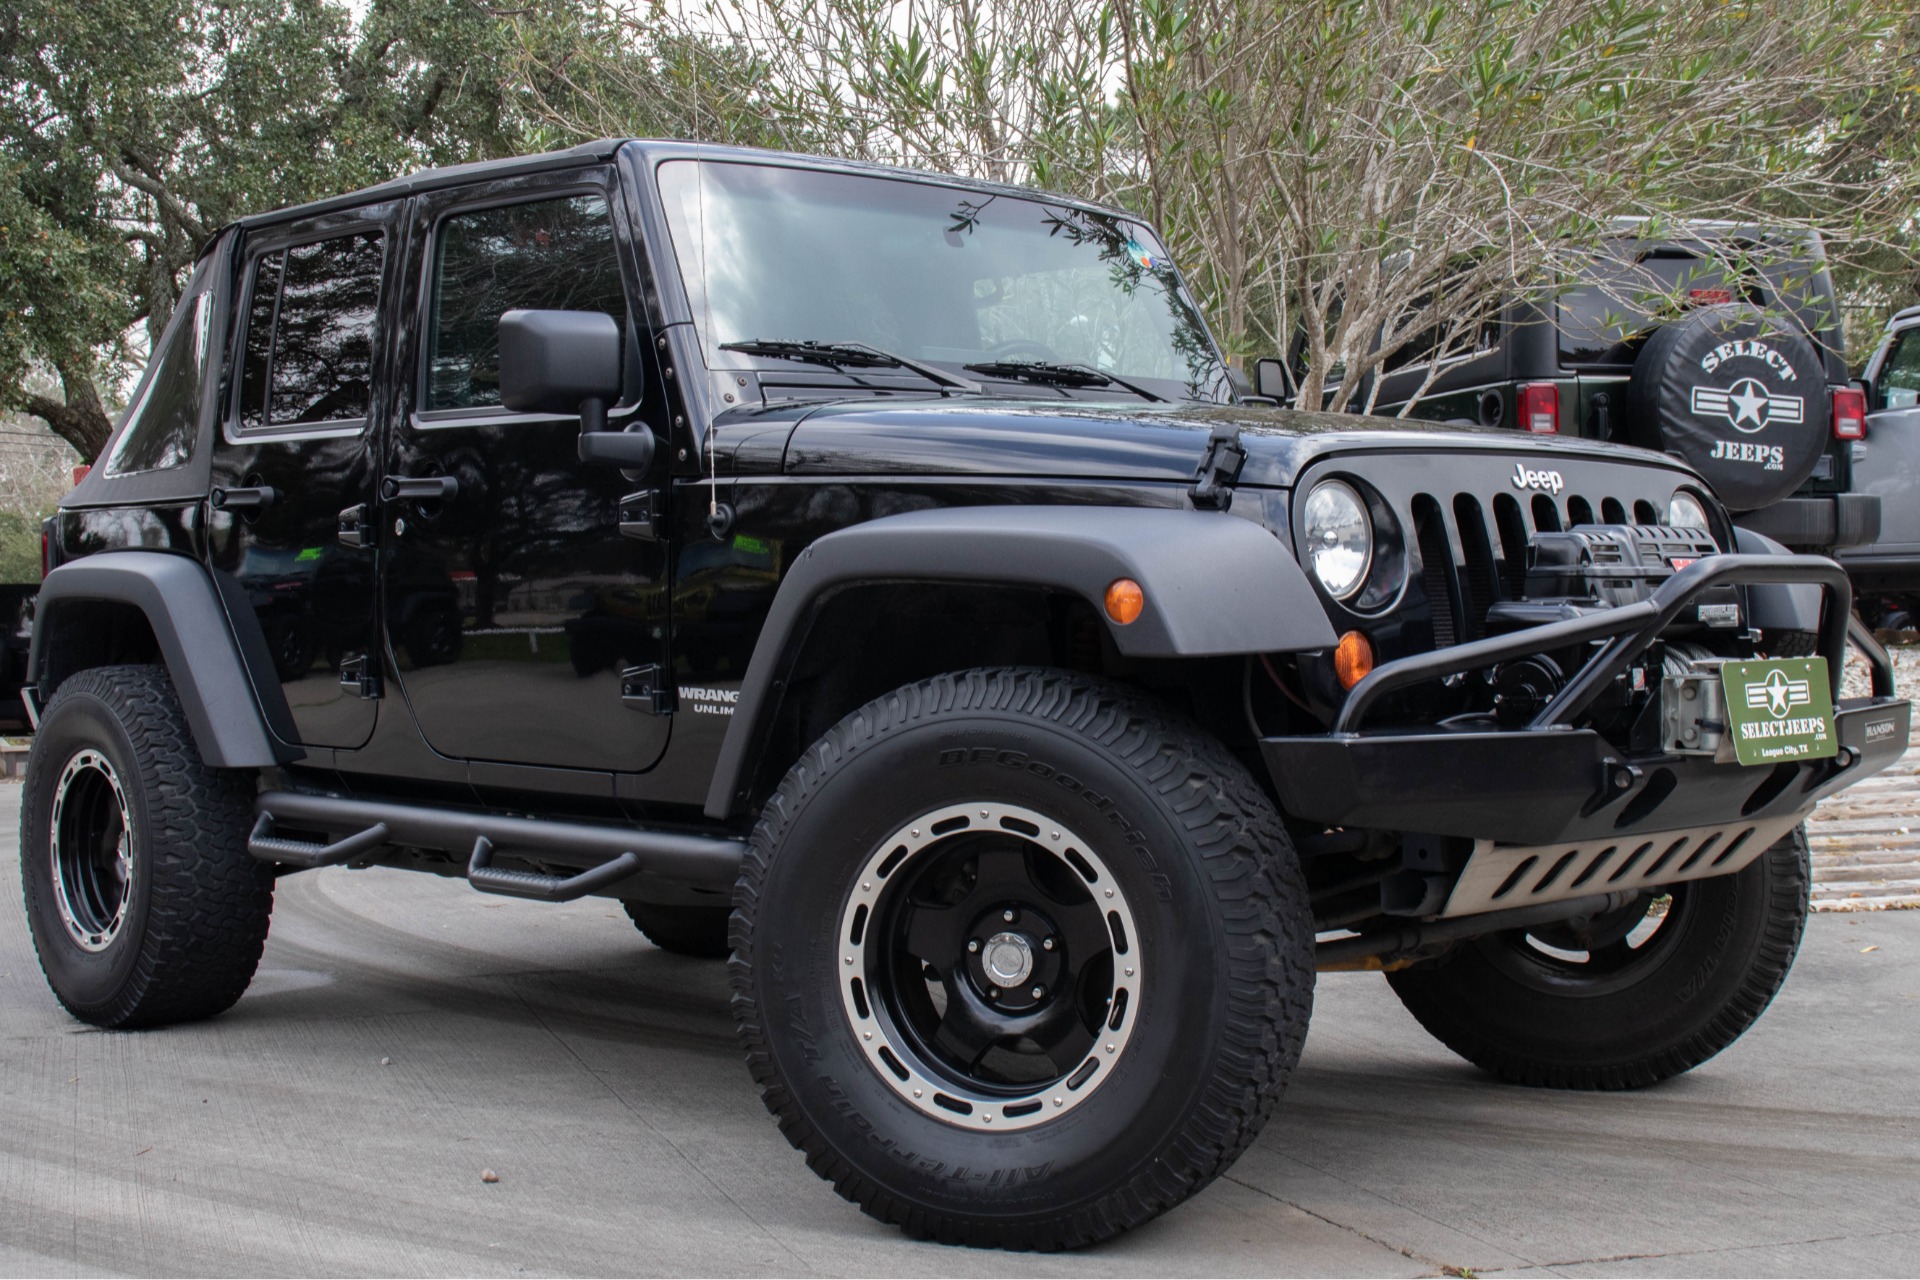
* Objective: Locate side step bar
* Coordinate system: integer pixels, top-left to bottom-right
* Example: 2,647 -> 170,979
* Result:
249,790 -> 746,893
467,837 -> 641,902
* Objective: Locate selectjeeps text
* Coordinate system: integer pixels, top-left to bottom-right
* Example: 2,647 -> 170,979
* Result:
22,141 -> 1909,1250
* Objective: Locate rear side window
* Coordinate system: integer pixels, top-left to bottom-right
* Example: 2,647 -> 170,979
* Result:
425,194 -> 625,411
238,231 -> 385,431
102,267 -> 212,475
1878,330 -> 1920,409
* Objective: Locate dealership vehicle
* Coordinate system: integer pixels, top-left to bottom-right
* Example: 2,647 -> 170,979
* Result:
1284,224 -> 1879,553
1837,304 -> 1920,620
21,142 -> 1908,1249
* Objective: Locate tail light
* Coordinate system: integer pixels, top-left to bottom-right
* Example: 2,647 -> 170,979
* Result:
1832,386 -> 1867,440
1519,382 -> 1560,434
71,464 -> 90,486
40,529 -> 49,581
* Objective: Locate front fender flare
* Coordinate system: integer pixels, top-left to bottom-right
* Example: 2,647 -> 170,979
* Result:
31,550 -> 300,767
703,505 -> 1334,818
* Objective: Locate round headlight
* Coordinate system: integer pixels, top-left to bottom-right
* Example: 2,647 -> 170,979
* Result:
1667,490 -> 1710,531
1303,480 -> 1373,600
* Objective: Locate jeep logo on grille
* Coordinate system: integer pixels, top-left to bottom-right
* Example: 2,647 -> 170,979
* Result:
1511,463 -> 1565,494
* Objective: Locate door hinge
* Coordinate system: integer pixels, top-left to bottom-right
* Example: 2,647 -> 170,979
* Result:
619,664 -> 675,715
337,503 -> 373,549
339,654 -> 383,699
618,490 -> 659,541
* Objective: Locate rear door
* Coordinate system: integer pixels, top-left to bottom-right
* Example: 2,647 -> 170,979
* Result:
208,203 -> 398,750
1853,324 -> 1920,556
381,165 -> 673,774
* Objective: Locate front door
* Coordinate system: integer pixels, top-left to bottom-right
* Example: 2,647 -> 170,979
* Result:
1857,325 -> 1920,557
381,167 -> 672,772
208,203 -> 399,750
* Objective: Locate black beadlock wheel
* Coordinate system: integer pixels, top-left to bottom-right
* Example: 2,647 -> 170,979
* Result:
1385,825 -> 1810,1089
20,665 -> 274,1029
624,901 -> 732,958
730,668 -> 1314,1249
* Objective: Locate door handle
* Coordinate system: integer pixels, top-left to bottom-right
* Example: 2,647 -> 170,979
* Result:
211,485 -> 278,511
381,475 -> 459,502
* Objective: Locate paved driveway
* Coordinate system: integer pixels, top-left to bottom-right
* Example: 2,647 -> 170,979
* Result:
1,782 -> 1915,1278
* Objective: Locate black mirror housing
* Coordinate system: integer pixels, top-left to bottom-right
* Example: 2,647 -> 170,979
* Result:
498,309 -> 623,427
1254,356 -> 1293,403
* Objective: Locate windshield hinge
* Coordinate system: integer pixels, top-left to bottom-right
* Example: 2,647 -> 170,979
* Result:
1189,424 -> 1246,511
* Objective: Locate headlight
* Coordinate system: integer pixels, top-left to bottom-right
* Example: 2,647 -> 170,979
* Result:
1303,480 -> 1372,600
1666,490 -> 1710,532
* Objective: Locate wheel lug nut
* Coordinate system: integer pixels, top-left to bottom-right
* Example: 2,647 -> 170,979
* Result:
987,987 -> 999,999
1031,985 -> 1044,999
1002,908 -> 1017,923
1042,937 -> 1055,951
967,939 -> 981,953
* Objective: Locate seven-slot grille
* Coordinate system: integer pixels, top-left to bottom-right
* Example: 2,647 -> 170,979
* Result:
1380,459 -> 1690,649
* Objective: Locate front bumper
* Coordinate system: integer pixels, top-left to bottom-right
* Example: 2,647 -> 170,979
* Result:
1263,553 -> 1909,912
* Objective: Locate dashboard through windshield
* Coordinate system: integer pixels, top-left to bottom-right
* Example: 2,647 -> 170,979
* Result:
656,159 -> 1230,402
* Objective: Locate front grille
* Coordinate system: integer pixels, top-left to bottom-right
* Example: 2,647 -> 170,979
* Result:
1338,453 -> 1682,648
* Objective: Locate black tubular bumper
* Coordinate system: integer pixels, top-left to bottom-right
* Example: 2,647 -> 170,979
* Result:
1263,554 -> 1910,846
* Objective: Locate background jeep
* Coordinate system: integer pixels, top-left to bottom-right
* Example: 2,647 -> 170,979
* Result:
19,142 -> 1908,1250
1301,223 -> 1878,552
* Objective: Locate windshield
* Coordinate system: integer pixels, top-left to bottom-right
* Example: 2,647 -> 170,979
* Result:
657,159 -> 1230,401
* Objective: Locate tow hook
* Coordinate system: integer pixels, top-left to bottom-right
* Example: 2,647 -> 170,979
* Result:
1189,423 -> 1246,511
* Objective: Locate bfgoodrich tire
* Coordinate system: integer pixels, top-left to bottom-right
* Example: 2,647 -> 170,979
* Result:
1386,825 -> 1810,1089
730,668 -> 1314,1249
20,665 -> 273,1028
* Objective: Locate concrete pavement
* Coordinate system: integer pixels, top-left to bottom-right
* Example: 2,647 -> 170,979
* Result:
2,780 -> 1916,1277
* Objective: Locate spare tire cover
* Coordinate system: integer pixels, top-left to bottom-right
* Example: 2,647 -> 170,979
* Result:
1624,304 -> 1829,511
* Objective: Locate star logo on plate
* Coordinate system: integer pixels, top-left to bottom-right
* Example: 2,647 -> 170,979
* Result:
1746,667 -> 1811,718
1691,379 -> 1804,434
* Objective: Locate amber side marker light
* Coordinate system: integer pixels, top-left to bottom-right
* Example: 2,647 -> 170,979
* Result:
1335,630 -> 1374,689
1105,578 -> 1145,625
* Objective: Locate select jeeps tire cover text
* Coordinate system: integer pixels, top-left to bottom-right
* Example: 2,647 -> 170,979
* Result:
1624,304 -> 1828,512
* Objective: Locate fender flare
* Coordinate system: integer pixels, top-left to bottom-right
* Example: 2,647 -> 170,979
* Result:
1732,526 -> 1824,634
703,505 -> 1335,818
30,551 -> 301,767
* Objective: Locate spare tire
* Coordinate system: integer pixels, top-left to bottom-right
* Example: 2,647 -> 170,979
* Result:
1624,304 -> 1828,511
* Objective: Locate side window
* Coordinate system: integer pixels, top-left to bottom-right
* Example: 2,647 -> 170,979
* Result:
238,231 -> 385,431
102,265 -> 213,475
1878,330 -> 1920,410
425,193 -> 625,412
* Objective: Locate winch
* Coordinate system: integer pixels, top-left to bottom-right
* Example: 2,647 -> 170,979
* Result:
1485,524 -> 1737,631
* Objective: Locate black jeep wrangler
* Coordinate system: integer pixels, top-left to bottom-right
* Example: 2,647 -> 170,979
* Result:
22,142 -> 1909,1250
1288,223 -> 1880,553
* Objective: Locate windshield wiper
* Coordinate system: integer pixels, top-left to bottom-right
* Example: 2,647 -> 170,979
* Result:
963,359 -> 1168,403
719,339 -> 980,393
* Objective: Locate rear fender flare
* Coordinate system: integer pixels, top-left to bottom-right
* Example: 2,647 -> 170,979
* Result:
30,551 -> 301,767
703,505 -> 1334,818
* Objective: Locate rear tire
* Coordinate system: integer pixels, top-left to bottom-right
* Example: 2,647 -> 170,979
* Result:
624,901 -> 731,958
1385,825 -> 1809,1089
730,668 -> 1314,1248
21,665 -> 274,1028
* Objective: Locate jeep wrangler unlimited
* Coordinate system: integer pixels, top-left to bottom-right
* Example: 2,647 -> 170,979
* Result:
21,142 -> 1909,1250
1280,222 -> 1881,553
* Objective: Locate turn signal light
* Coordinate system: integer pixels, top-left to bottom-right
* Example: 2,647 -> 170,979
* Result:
1518,383 -> 1559,434
1104,578 -> 1145,625
1335,630 -> 1374,689
1832,386 -> 1867,440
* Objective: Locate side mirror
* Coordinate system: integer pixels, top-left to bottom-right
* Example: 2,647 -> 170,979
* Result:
498,309 -> 623,433
1254,356 -> 1294,403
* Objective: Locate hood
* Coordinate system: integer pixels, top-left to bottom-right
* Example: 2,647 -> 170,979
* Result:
718,396 -> 1704,490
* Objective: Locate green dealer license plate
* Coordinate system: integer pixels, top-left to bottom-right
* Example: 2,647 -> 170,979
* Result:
1720,657 -> 1837,767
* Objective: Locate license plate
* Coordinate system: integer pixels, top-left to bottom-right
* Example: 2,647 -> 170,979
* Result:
1720,657 -> 1837,766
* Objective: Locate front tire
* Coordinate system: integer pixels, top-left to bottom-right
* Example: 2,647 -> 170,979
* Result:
1385,825 -> 1810,1089
21,665 -> 273,1028
730,669 -> 1314,1249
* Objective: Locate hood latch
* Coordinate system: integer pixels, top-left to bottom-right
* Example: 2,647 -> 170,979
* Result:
1189,424 -> 1247,511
